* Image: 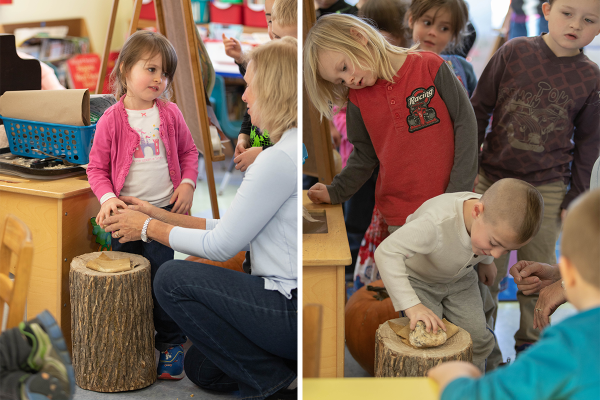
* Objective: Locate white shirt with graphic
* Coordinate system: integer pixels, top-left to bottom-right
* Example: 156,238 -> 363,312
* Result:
121,103 -> 174,207
99,103 -> 196,207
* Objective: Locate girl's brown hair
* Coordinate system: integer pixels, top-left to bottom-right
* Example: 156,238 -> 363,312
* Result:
359,0 -> 410,48
408,0 -> 469,51
110,30 -> 178,101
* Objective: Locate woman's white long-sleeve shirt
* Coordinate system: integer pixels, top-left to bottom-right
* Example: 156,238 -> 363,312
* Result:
169,128 -> 298,298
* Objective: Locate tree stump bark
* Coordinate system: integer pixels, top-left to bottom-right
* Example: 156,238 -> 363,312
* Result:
70,251 -> 155,392
375,317 -> 473,377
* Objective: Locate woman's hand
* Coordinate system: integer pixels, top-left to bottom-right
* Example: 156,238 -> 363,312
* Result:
222,34 -> 244,64
103,208 -> 149,243
97,197 -> 127,228
234,147 -> 262,172
404,303 -> 446,333
170,183 -> 194,214
533,280 -> 567,330
307,183 -> 331,204
510,260 -> 560,295
478,261 -> 497,286
428,361 -> 481,392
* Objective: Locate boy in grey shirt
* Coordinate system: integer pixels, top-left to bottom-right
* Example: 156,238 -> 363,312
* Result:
375,178 -> 544,371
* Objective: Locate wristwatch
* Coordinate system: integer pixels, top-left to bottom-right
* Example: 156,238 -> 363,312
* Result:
141,217 -> 154,243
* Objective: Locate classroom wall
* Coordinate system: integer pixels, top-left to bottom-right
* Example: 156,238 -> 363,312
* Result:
0,0 -> 134,52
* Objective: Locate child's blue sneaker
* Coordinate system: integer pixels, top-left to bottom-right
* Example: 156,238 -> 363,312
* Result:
157,345 -> 185,380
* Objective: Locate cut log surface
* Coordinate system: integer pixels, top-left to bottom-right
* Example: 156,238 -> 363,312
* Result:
375,317 -> 473,377
70,252 -> 156,392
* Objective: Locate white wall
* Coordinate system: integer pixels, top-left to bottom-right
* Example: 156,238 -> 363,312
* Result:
0,0 -> 134,52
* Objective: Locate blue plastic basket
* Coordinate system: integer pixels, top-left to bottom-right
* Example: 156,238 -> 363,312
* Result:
2,116 -> 96,164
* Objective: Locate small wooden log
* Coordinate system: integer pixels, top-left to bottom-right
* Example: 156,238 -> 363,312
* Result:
70,251 -> 155,392
375,317 -> 473,377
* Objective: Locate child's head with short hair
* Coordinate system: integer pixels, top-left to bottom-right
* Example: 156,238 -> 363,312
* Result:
304,13 -> 412,119
407,0 -> 469,55
559,189 -> 600,306
359,0 -> 410,48
244,37 -> 297,143
111,30 -> 177,101
541,0 -> 600,57
469,178 -> 544,258
271,0 -> 298,39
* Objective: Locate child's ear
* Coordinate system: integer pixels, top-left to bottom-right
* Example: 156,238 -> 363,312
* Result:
350,28 -> 369,46
558,255 -> 577,289
541,2 -> 551,21
408,13 -> 414,29
472,201 -> 484,219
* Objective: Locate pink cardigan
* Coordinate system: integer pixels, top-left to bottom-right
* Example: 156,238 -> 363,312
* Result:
87,98 -> 199,203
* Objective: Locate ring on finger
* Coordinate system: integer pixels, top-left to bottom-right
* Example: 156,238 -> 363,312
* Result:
535,308 -> 542,312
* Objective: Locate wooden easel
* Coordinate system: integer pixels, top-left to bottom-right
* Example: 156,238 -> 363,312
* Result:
302,0 -> 336,185
96,0 -> 221,219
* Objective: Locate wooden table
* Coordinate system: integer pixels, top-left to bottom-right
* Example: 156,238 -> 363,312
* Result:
303,191 -> 352,377
303,377 -> 439,399
0,173 -> 100,351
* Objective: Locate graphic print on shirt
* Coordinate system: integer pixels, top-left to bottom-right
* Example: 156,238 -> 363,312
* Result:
133,125 -> 161,160
406,86 -> 440,132
498,82 -> 571,153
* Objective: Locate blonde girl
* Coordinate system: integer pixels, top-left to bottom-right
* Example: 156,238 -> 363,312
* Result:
305,13 -> 478,230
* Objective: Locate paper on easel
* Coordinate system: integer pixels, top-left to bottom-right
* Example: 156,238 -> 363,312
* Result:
0,89 -> 90,126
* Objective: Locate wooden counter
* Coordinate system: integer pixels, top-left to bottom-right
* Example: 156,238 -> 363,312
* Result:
303,191 -> 352,377
0,173 -> 100,351
303,377 -> 439,399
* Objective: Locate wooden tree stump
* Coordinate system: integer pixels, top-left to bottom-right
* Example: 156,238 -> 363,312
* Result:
70,251 -> 155,392
375,317 -> 473,377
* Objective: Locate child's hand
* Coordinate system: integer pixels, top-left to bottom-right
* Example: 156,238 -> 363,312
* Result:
235,134 -> 250,158
97,197 -> 127,228
222,33 -> 244,64
234,147 -> 262,172
428,361 -> 481,392
170,182 -> 194,215
120,196 -> 156,218
478,261 -> 497,286
307,183 -> 331,204
404,303 -> 446,333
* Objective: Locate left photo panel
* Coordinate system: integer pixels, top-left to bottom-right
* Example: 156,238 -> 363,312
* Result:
0,1 -> 299,400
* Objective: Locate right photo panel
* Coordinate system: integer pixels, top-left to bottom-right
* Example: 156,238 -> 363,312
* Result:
302,0 -> 600,398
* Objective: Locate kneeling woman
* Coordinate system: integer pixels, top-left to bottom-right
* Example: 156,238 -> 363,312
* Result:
102,37 -> 298,400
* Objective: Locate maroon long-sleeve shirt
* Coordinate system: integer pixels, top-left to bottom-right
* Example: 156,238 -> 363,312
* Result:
471,35 -> 600,209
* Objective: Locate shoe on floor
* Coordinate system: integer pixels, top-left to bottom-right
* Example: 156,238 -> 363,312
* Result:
19,310 -> 75,398
22,372 -> 70,400
157,345 -> 185,380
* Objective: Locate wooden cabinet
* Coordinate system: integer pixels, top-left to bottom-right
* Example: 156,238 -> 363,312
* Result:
0,174 -> 100,351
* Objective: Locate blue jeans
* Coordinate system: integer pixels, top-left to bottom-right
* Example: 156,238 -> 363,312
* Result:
111,204 -> 186,352
154,260 -> 297,400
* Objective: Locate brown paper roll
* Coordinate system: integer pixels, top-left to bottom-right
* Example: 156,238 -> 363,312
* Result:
0,89 -> 90,126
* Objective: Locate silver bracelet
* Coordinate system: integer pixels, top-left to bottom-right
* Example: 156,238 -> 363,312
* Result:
141,217 -> 154,243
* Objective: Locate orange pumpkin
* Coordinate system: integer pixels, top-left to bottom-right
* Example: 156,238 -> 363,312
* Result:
185,251 -> 247,274
345,280 -> 397,376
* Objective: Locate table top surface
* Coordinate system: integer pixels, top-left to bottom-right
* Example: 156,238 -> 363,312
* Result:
0,173 -> 93,199
302,190 -> 352,267
303,377 -> 440,399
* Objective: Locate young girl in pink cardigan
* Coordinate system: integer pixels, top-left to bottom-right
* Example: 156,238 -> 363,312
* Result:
87,30 -> 198,380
